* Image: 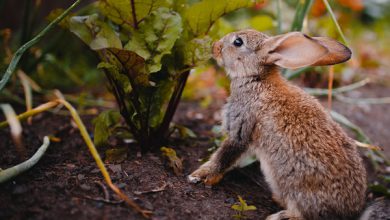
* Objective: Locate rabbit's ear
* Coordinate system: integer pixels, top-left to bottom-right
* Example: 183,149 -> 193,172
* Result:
264,32 -> 351,69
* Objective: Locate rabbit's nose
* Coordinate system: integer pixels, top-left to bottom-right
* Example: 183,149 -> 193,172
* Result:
212,41 -> 223,59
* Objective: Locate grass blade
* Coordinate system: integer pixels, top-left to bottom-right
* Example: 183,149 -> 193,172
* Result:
1,104 -> 25,157
291,0 -> 314,31
330,110 -> 390,167
305,78 -> 370,96
0,0 -> 82,91
18,70 -> 33,124
0,136 -> 50,183
322,0 -> 348,44
283,0 -> 314,76
285,66 -> 312,80
276,0 -> 282,34
327,66 -> 334,109
335,95 -> 390,105
0,101 -> 58,128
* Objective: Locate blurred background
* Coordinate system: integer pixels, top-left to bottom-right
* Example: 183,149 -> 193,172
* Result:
1,0 -> 389,90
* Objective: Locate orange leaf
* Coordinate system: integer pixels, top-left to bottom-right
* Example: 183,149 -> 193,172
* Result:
311,0 -> 326,17
337,0 -> 364,11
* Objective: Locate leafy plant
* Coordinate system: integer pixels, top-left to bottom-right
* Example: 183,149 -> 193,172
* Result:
231,195 -> 257,219
67,0 -> 258,151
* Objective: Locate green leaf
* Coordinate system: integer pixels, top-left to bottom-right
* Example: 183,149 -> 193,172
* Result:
69,14 -> 122,50
97,61 -> 133,93
244,205 -> 257,211
98,0 -> 172,31
238,195 -> 246,206
175,124 -> 197,138
99,48 -> 149,86
383,175 -> 390,183
93,110 -> 121,147
369,183 -> 390,197
249,15 -> 274,31
184,0 -> 255,36
231,204 -> 244,211
125,7 -> 183,73
232,214 -> 246,219
183,36 -> 213,66
231,195 -> 257,213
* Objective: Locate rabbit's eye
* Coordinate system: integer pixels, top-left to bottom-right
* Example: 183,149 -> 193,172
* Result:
233,37 -> 243,47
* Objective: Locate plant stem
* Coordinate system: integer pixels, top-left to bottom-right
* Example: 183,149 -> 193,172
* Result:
335,95 -> 390,105
103,69 -> 139,138
304,78 -> 370,96
330,110 -> 390,167
276,0 -> 282,34
290,0 -> 314,31
327,66 -> 334,109
56,100 -> 150,217
156,70 -> 190,141
18,70 -> 33,124
130,0 -> 138,29
0,101 -> 58,128
285,66 -> 311,80
99,49 -> 145,147
0,0 -> 82,91
322,0 -> 348,44
0,136 -> 50,183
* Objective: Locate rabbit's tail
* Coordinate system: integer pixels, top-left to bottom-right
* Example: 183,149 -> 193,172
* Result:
359,198 -> 390,220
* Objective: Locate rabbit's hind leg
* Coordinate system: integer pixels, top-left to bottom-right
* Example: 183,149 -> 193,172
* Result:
266,200 -> 304,220
265,210 -> 303,220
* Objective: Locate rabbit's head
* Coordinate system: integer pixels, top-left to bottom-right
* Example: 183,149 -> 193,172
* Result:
212,29 -> 351,78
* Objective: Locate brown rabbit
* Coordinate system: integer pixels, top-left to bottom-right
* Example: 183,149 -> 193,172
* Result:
188,30 -> 388,220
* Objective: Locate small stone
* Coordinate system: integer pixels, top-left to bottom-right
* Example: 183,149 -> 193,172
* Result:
77,174 -> 85,181
117,183 -> 127,189
80,183 -> 91,191
90,168 -> 100,173
12,185 -> 28,194
108,164 -> 122,173
143,201 -> 154,210
225,197 -> 235,205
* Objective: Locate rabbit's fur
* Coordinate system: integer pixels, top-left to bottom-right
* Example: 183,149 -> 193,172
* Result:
188,30 -> 378,220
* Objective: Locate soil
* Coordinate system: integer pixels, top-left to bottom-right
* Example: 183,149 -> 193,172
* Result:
0,84 -> 389,220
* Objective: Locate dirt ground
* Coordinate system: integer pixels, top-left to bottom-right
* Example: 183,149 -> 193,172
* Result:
0,84 -> 389,220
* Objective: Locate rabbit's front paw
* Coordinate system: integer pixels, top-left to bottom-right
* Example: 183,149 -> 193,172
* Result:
187,162 -> 223,186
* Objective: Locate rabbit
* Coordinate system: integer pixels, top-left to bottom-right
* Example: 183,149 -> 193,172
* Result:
188,29 -> 389,220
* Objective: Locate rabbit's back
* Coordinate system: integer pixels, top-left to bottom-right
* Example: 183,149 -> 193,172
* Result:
244,71 -> 367,219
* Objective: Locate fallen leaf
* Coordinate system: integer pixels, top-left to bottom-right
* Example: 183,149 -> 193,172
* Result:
105,147 -> 128,163
160,147 -> 183,175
